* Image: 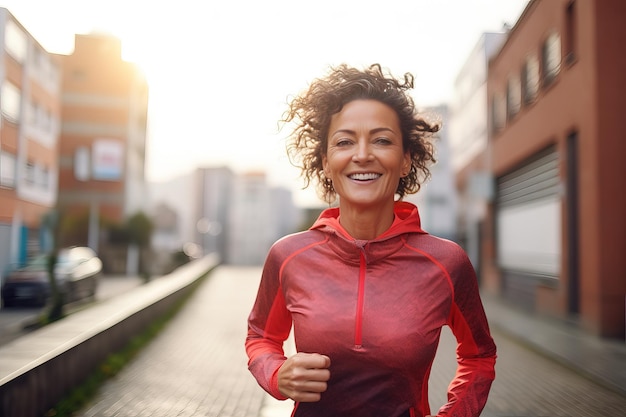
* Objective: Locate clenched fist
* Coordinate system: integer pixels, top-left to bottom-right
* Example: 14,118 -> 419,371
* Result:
278,352 -> 331,402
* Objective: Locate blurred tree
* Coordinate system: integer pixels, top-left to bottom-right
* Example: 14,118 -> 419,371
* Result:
297,208 -> 324,232
124,212 -> 153,277
126,212 -> 153,247
58,209 -> 89,247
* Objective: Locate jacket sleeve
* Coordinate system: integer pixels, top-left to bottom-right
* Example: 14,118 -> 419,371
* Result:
245,243 -> 292,400
438,246 -> 497,417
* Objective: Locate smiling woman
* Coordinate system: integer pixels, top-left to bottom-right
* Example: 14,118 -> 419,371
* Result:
246,63 -> 497,417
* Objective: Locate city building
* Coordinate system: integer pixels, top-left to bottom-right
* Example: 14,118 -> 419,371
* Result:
0,8 -> 61,274
148,167 -> 302,268
227,171 -> 301,265
148,170 -> 197,273
194,166 -> 235,262
55,33 -> 149,252
406,105 -> 458,243
447,31 -> 508,275
483,0 -> 625,339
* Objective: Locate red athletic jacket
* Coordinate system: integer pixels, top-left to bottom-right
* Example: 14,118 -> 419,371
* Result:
246,201 -> 496,417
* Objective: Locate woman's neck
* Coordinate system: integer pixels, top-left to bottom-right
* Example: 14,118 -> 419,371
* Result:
338,202 -> 395,240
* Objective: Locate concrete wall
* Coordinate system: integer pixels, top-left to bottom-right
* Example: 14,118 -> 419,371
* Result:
0,254 -> 219,417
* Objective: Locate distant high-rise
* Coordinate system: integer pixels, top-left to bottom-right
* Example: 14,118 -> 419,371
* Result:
147,167 -> 302,268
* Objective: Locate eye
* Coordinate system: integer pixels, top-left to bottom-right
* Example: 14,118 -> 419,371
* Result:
374,137 -> 392,145
335,138 -> 354,147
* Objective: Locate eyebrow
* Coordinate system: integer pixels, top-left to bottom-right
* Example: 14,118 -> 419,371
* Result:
330,127 -> 397,136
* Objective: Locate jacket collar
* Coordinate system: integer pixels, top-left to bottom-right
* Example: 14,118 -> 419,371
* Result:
309,201 -> 426,264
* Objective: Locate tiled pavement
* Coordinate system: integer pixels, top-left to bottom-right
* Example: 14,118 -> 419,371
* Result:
78,266 -> 266,417
77,266 -> 626,417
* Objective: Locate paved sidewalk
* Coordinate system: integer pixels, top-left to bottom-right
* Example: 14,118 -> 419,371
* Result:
481,293 -> 626,397
76,266 -> 626,417
78,266 -> 267,417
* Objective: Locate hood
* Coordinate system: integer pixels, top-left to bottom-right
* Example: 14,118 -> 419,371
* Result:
310,201 -> 426,242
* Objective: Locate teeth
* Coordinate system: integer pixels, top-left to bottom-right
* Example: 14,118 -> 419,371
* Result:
349,173 -> 381,181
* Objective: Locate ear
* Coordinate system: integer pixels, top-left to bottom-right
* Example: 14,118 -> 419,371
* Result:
402,152 -> 411,177
323,156 -> 331,178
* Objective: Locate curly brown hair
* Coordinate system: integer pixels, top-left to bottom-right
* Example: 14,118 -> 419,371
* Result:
283,63 -> 439,204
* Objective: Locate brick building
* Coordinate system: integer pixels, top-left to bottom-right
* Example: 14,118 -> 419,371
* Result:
482,0 -> 625,338
56,34 -> 149,237
0,8 -> 61,272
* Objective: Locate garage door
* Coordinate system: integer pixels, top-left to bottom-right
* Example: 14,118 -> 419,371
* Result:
496,146 -> 561,278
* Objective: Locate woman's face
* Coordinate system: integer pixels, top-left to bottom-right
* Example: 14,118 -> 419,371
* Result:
323,99 -> 410,210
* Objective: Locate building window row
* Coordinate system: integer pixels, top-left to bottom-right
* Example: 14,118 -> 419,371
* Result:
490,0 -> 579,135
491,30 -> 565,134
29,45 -> 61,91
26,100 -> 55,132
23,160 -> 50,189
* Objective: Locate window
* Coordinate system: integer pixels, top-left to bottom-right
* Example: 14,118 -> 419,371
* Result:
522,55 -> 540,105
25,162 -> 36,184
542,31 -> 562,87
491,92 -> 507,133
506,75 -> 522,120
1,81 -> 21,123
36,165 -> 50,188
0,152 -> 17,188
4,20 -> 27,63
564,0 -> 577,65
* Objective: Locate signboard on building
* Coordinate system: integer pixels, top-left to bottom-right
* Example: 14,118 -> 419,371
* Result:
92,139 -> 123,181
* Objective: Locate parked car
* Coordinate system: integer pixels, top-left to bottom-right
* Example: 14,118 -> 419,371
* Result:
1,246 -> 102,307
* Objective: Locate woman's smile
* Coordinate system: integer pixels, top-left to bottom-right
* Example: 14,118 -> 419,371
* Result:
348,172 -> 382,181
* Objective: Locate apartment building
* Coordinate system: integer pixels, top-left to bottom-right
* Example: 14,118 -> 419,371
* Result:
227,171 -> 300,265
483,0 -> 625,338
406,105 -> 458,243
447,31 -> 508,275
149,167 -> 302,268
194,166 -> 235,262
56,33 -> 149,250
0,8 -> 61,274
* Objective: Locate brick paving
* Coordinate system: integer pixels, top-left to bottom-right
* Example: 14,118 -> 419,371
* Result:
77,266 -> 626,417
78,266 -> 266,417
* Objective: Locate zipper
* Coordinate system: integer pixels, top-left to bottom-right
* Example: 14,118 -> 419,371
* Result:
354,249 -> 366,348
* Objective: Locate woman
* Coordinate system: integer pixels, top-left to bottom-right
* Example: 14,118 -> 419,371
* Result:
246,64 -> 496,417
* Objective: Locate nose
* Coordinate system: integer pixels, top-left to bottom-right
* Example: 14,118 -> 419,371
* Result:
352,140 -> 373,162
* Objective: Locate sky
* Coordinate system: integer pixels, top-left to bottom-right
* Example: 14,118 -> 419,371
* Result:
1,0 -> 529,206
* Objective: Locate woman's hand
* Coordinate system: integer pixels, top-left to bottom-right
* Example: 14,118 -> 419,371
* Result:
278,352 -> 331,402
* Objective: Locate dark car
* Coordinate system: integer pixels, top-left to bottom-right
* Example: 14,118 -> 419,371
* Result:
1,246 -> 103,307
